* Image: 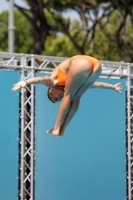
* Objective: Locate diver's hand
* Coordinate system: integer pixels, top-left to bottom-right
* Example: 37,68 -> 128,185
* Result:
12,80 -> 27,91
114,83 -> 123,94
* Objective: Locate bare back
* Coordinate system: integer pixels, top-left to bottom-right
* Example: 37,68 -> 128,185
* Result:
59,58 -> 71,74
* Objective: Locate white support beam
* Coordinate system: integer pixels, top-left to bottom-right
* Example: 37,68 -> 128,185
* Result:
8,0 -> 15,53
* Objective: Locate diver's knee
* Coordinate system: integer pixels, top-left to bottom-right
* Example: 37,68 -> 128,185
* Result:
72,98 -> 80,103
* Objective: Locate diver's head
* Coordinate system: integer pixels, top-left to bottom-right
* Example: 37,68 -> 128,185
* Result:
47,86 -> 64,103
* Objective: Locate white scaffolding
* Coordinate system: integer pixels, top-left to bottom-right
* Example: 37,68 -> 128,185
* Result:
0,52 -> 132,200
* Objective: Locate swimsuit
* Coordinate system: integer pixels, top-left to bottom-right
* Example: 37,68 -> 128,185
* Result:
58,65 -> 67,85
57,55 -> 99,85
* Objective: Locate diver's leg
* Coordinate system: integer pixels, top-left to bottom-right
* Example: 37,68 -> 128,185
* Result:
64,57 -> 93,99
61,63 -> 101,131
47,58 -> 93,136
73,64 -> 101,99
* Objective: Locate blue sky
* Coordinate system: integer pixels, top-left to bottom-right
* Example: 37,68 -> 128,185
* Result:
0,0 -> 25,12
0,0 -> 79,19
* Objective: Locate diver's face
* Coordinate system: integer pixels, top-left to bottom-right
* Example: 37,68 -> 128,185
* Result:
49,87 -> 64,103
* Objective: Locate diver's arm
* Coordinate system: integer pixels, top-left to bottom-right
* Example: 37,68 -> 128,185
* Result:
12,76 -> 55,91
90,82 -> 122,94
25,76 -> 54,86
12,67 -> 59,91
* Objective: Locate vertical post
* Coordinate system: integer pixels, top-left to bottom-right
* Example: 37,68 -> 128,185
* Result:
20,54 -> 25,199
8,0 -> 15,52
19,54 -> 35,200
31,54 -> 35,199
127,63 -> 131,200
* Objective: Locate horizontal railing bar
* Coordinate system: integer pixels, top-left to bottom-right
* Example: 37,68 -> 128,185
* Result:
0,66 -> 132,77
